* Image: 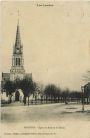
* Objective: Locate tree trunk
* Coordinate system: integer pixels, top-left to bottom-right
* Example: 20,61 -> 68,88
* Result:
77,98 -> 78,104
35,96 -> 37,105
54,97 -> 56,103
87,96 -> 89,104
41,96 -> 43,104
10,95 -> 12,103
63,97 -> 64,103
24,96 -> 26,105
51,96 -> 52,103
46,96 -> 47,103
61,97 -> 63,102
28,96 -> 29,106
65,97 -> 68,104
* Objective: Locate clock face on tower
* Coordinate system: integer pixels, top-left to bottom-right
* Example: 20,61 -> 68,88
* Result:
16,48 -> 20,53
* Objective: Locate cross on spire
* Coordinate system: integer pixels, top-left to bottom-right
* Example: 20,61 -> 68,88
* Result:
18,10 -> 19,25
14,10 -> 22,54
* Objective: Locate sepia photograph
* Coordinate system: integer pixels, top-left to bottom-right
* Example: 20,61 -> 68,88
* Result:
0,1 -> 90,138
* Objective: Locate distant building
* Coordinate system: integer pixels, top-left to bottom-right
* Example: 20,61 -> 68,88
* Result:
1,73 -> 10,91
84,82 -> 90,104
1,21 -> 32,92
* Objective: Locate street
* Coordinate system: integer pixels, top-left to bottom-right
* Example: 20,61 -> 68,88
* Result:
1,103 -> 90,138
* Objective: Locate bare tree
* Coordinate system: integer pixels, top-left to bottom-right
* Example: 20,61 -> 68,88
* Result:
83,70 -> 90,82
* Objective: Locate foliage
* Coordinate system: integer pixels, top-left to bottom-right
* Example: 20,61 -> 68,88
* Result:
16,76 -> 37,97
4,80 -> 15,96
44,84 -> 61,100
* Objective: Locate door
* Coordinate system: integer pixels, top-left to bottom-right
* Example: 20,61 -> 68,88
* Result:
15,91 -> 20,101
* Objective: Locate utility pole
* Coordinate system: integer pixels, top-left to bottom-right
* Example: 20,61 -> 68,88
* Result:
81,86 -> 85,112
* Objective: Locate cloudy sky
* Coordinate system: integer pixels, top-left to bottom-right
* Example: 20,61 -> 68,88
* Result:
1,1 -> 90,91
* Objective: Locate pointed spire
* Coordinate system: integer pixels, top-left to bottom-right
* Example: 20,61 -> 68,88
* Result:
14,11 -> 23,54
15,22 -> 21,49
18,10 -> 19,26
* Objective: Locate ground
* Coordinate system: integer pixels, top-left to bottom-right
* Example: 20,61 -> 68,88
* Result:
1,102 -> 90,138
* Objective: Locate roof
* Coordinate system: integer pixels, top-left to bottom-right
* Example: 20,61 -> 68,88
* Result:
2,73 -> 10,79
84,82 -> 90,90
25,73 -> 32,77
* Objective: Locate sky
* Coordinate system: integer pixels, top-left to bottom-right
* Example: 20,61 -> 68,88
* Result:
1,1 -> 90,91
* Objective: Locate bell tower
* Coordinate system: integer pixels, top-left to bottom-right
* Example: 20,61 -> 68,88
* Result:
10,21 -> 25,81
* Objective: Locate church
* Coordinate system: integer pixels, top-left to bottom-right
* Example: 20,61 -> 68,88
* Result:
1,21 -> 32,91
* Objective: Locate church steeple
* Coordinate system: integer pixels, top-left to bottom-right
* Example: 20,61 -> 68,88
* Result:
14,11 -> 23,54
10,18 -> 25,81
14,22 -> 22,54
15,23 -> 21,48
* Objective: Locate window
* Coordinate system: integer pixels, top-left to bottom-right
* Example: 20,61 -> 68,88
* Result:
18,58 -> 20,65
16,58 -> 17,65
16,58 -> 20,66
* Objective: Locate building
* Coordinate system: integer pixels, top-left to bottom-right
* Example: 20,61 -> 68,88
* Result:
1,21 -> 32,92
1,73 -> 10,91
10,21 -> 25,81
84,82 -> 90,104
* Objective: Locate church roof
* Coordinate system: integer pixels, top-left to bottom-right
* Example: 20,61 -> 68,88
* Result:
2,73 -> 10,80
25,73 -> 32,78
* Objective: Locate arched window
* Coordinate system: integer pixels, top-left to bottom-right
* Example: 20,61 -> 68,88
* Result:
16,58 -> 17,65
18,58 -> 20,65
16,58 -> 20,66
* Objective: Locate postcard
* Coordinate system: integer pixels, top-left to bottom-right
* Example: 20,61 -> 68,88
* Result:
0,1 -> 90,138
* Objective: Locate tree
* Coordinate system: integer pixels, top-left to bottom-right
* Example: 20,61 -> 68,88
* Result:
62,88 -> 70,104
83,70 -> 90,82
56,87 -> 61,103
4,80 -> 15,103
84,83 -> 90,104
83,71 -> 90,104
69,91 -> 82,103
36,84 -> 44,104
44,84 -> 60,103
19,76 -> 37,105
